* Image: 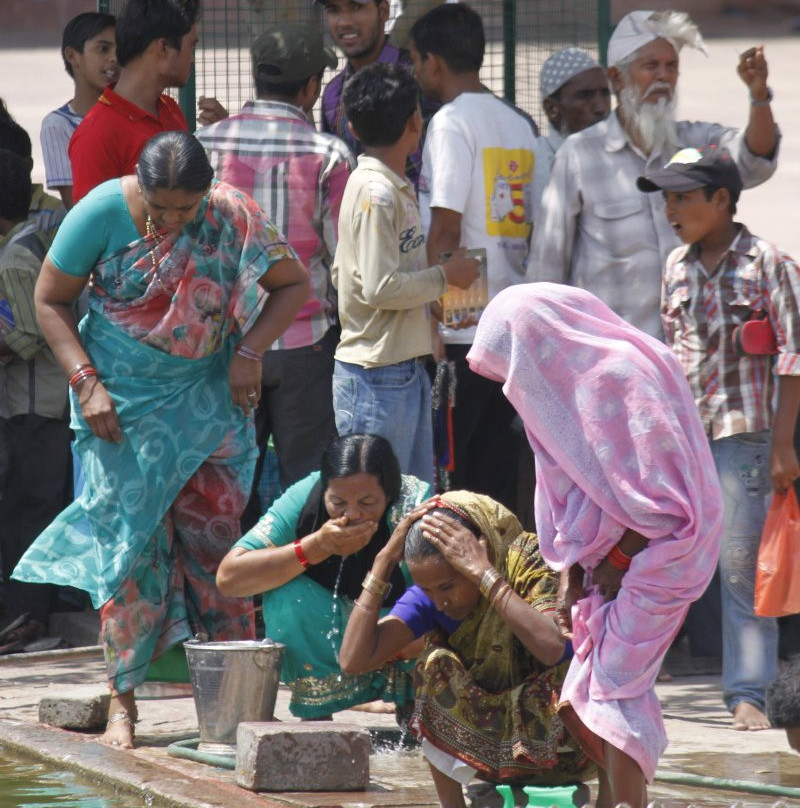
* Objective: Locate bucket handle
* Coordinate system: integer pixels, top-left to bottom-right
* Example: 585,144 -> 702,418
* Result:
254,648 -> 279,671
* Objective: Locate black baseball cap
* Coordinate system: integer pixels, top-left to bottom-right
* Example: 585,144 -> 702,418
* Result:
251,23 -> 337,84
637,146 -> 743,202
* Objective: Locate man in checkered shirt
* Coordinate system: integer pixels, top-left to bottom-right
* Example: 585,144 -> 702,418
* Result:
529,9 -> 779,340
197,24 -> 354,530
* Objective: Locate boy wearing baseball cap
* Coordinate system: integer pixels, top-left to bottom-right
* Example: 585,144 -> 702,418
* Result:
639,146 -> 800,732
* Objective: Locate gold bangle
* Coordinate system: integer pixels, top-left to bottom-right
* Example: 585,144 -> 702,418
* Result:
491,582 -> 512,610
362,571 -> 391,599
352,598 -> 380,612
478,567 -> 501,599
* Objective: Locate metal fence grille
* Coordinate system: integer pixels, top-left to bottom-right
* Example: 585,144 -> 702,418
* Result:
99,0 -> 609,132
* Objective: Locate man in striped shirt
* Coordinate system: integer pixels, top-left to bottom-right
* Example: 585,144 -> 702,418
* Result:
0,150 -> 72,636
197,24 -> 354,529
40,12 -> 118,209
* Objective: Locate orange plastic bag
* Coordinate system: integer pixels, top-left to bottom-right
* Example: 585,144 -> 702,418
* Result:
754,488 -> 800,617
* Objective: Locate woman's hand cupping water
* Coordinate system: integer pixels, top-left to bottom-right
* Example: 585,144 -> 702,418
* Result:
314,516 -> 379,558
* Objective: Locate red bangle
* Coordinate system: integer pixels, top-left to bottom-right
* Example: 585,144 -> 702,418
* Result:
69,366 -> 98,390
293,538 -> 311,568
607,545 -> 632,571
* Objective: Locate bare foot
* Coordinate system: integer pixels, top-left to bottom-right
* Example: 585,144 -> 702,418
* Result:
98,692 -> 137,748
351,700 -> 395,714
731,701 -> 770,731
99,713 -> 135,748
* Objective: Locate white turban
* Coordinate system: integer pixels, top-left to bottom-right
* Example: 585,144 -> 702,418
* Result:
539,48 -> 603,100
607,9 -> 707,67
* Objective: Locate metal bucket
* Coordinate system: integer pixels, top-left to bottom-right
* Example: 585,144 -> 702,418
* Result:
183,638 -> 285,756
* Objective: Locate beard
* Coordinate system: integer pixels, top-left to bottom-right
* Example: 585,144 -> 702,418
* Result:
619,81 -> 678,156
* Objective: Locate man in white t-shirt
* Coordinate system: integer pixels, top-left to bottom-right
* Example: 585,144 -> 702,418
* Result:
411,2 -> 536,512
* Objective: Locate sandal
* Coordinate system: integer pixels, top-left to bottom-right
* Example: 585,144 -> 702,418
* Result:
0,615 -> 45,655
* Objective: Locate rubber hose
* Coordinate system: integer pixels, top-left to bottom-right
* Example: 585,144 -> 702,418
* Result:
655,768 -> 800,799
166,740 -> 800,800
166,737 -> 235,770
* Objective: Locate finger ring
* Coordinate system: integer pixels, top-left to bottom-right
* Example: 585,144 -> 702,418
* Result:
247,391 -> 257,399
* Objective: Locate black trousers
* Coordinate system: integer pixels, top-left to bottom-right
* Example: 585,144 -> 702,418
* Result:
0,413 -> 72,623
445,343 -> 520,514
241,327 -> 338,532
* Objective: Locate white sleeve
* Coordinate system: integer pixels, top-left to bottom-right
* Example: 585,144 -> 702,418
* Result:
426,121 -> 473,215
40,113 -> 74,189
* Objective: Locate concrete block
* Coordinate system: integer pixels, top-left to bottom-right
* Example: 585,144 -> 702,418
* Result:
39,689 -> 110,729
236,721 -> 371,792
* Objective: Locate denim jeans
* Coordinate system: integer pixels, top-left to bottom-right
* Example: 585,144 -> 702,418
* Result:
333,358 -> 434,484
711,430 -> 778,712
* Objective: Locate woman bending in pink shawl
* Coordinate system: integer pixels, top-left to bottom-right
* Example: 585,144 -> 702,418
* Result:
467,284 -> 723,808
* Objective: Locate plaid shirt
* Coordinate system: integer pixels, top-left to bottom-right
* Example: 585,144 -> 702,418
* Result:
321,39 -> 438,191
662,225 -> 800,439
530,113 -> 779,338
197,100 -> 354,350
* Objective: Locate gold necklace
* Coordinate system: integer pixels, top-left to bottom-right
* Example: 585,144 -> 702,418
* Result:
145,213 -> 162,268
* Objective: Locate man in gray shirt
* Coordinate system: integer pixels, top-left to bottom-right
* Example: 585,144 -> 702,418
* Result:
529,9 -> 778,339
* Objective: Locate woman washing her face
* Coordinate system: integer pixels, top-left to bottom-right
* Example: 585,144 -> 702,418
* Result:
217,433 -> 431,719
340,491 -> 593,808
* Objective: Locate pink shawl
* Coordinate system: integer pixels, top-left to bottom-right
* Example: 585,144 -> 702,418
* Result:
468,283 -> 723,780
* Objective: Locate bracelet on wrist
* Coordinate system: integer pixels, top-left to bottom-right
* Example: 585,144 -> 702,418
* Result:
490,581 -> 512,609
361,571 -> 392,600
352,597 -> 380,612
478,567 -> 502,599
293,538 -> 311,568
235,343 -> 263,362
750,87 -> 773,107
69,365 -> 99,390
607,544 -> 632,571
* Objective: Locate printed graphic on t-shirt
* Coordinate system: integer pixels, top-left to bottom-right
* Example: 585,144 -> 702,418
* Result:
483,148 -> 534,238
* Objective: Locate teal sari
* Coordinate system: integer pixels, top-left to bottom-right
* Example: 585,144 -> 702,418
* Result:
235,472 -> 431,718
14,181 -> 296,693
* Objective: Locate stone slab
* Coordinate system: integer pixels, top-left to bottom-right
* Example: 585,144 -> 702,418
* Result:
236,721 -> 371,792
38,689 -> 110,730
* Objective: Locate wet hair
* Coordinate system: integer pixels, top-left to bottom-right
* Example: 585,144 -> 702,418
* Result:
136,131 -> 213,193
61,12 -> 117,77
0,110 -> 32,160
404,506 -> 480,565
320,434 -> 401,504
255,70 -> 323,103
701,184 -> 738,215
410,3 -> 484,74
767,660 -> 800,729
342,62 -> 418,147
0,150 -> 33,222
115,0 -> 200,67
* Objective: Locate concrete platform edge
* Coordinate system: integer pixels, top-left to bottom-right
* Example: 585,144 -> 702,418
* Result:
0,718 -> 294,808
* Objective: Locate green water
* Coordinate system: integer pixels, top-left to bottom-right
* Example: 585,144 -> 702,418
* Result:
0,753 -> 135,808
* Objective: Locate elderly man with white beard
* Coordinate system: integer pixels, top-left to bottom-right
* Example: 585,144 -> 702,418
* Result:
528,9 -> 778,339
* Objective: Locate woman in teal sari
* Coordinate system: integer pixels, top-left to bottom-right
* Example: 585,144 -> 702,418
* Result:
13,131 -> 309,747
217,433 -> 431,719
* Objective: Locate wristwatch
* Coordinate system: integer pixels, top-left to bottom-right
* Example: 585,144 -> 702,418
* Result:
751,87 -> 773,107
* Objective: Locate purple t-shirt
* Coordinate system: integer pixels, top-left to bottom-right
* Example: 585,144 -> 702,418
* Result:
389,584 -> 461,638
390,584 -> 574,664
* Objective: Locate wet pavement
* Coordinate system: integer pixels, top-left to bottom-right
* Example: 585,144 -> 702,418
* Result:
0,643 -> 799,808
